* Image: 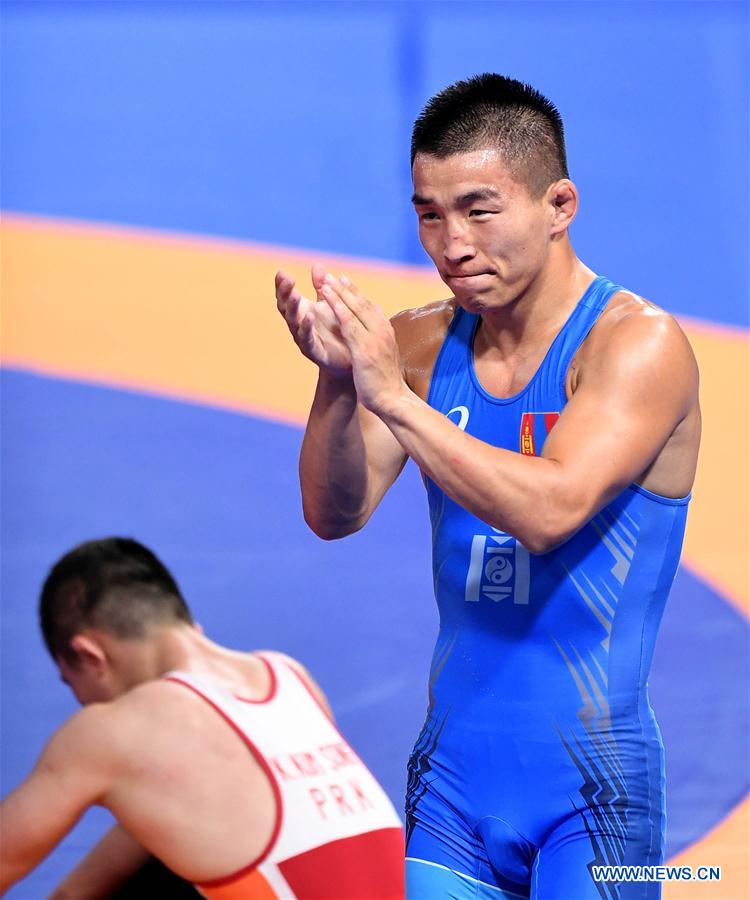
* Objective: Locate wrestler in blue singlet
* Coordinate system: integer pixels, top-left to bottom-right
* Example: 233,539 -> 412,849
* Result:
405,276 -> 689,900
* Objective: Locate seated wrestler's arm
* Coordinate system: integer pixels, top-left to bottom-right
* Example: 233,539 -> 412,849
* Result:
0,705 -> 118,896
48,825 -> 150,900
322,277 -> 699,552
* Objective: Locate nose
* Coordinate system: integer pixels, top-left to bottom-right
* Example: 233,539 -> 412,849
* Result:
443,221 -> 476,265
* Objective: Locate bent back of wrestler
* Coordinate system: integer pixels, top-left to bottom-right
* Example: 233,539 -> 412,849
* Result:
0,537 -> 405,900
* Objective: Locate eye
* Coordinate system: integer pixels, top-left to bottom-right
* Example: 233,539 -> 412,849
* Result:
419,211 -> 439,222
469,209 -> 493,218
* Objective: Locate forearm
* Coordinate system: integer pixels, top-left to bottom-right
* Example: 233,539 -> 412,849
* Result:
48,825 -> 151,900
299,371 -> 371,539
380,390 -> 582,553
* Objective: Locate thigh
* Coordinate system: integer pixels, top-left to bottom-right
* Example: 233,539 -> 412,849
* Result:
532,814 -> 662,900
406,724 -> 536,900
406,796 -> 487,898
407,856 -> 528,900
406,809 -> 532,900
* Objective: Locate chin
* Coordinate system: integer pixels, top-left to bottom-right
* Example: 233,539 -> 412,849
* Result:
454,295 -> 485,314
453,290 -> 507,315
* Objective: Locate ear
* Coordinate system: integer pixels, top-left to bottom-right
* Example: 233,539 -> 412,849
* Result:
69,633 -> 108,674
547,179 -> 578,235
193,621 -> 205,635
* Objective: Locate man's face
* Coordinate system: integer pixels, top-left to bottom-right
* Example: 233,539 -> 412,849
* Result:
412,148 -> 555,313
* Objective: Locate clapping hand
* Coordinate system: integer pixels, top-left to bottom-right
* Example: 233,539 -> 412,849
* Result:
275,264 -> 352,378
319,273 -> 408,417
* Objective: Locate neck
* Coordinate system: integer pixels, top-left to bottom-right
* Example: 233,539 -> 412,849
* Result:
479,245 -> 594,355
107,625 -> 234,689
152,627 -> 272,697
150,625 -> 235,677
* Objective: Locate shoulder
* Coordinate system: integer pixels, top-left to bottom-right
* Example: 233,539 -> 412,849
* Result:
15,704 -> 131,827
256,649 -> 308,679
588,290 -> 695,351
46,703 -> 114,752
58,681 -> 211,751
390,298 -> 456,348
60,681 -> 240,766
576,290 -> 699,389
110,678 -> 216,726
390,298 -> 457,392
38,702 -> 129,780
256,650 -> 334,720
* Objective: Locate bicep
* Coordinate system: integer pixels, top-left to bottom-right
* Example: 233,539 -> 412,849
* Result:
541,316 -> 697,514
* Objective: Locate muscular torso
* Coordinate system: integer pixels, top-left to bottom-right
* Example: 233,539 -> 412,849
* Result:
393,289 -> 701,499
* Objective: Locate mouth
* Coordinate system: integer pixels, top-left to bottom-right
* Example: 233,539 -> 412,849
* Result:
445,272 -> 495,288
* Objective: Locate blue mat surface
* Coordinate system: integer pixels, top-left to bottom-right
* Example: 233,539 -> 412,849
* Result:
2,369 -> 747,897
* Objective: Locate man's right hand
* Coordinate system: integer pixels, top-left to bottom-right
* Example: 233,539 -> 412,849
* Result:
275,264 -> 352,378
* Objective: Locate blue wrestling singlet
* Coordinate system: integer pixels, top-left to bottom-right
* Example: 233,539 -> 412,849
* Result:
405,277 -> 690,900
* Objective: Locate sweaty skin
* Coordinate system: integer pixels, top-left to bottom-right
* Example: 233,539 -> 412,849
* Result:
276,148 -> 700,550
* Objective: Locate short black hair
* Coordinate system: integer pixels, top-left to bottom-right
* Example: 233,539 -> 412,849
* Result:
411,73 -> 569,196
39,537 -> 193,662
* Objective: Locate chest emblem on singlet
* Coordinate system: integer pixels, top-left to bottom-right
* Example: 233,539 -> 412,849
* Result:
520,411 -> 560,456
447,405 -> 470,431
465,529 -> 530,605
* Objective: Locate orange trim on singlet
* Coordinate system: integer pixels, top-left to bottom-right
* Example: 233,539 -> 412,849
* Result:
161,674 -> 284,887
202,867 -> 280,899
231,654 -> 277,705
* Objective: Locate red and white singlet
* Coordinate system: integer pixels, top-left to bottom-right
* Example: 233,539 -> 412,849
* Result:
164,653 -> 405,899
